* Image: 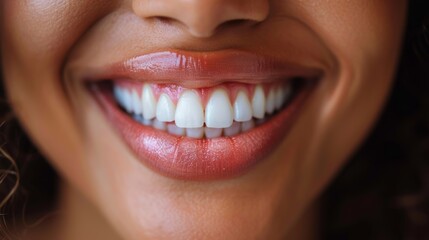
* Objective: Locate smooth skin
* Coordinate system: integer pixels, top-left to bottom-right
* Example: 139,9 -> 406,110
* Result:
1,1 -> 407,239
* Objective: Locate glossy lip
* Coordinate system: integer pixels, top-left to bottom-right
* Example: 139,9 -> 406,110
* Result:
85,50 -> 320,180
82,50 -> 322,85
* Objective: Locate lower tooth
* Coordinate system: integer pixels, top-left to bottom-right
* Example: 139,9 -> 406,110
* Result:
135,115 -> 152,126
224,122 -> 241,136
241,120 -> 255,132
256,118 -> 266,125
153,119 -> 167,130
167,124 -> 185,136
186,128 -> 204,139
205,128 -> 223,139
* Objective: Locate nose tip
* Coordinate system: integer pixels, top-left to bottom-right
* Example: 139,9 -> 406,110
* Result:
132,0 -> 269,38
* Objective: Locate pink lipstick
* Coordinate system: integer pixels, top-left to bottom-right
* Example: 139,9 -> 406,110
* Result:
86,50 -> 320,180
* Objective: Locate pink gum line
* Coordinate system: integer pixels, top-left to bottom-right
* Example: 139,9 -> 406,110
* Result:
114,80 -> 288,106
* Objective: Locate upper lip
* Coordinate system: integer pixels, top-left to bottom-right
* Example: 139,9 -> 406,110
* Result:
78,49 -> 322,87
77,49 -> 322,180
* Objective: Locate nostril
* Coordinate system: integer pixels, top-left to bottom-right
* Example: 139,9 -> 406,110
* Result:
132,1 -> 269,38
153,16 -> 175,25
223,19 -> 249,27
215,19 -> 258,33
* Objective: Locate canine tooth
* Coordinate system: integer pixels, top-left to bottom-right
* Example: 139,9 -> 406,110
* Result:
153,119 -> 167,131
252,85 -> 266,119
132,90 -> 142,114
186,128 -> 204,139
122,89 -> 133,113
241,120 -> 255,132
156,94 -> 176,122
224,122 -> 241,136
205,89 -> 233,128
233,91 -> 252,122
265,88 -> 276,114
175,90 -> 204,128
204,128 -> 223,139
167,124 -> 185,136
141,84 -> 156,119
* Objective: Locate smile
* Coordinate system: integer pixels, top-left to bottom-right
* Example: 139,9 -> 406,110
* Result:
113,81 -> 292,138
87,50 -> 320,180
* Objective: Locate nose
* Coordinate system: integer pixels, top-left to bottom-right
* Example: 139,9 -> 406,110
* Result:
132,0 -> 269,38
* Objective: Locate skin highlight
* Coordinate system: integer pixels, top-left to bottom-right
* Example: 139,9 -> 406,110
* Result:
1,1 -> 407,239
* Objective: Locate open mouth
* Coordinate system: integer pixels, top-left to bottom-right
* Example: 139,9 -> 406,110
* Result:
87,50 -> 320,180
112,80 -> 295,138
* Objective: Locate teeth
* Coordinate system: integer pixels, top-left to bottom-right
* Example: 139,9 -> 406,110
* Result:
153,119 -> 167,130
175,90 -> 205,128
133,114 -> 152,126
132,90 -> 143,114
275,87 -> 285,110
167,124 -> 186,136
156,94 -> 176,122
265,88 -> 276,115
275,84 -> 292,110
186,128 -> 205,139
114,82 -> 294,138
241,120 -> 255,132
205,127 -> 223,139
142,84 -> 157,119
122,89 -> 133,113
205,89 -> 234,128
224,122 -> 241,136
114,86 -> 125,107
233,91 -> 253,122
252,85 -> 266,119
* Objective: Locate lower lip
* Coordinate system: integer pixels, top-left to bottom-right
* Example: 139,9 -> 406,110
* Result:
92,83 -> 313,181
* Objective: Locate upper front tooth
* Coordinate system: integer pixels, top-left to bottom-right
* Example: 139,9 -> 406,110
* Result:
132,90 -> 142,114
141,84 -> 156,119
233,91 -> 253,122
265,88 -> 276,114
205,89 -> 234,128
175,90 -> 204,128
156,94 -> 176,122
252,85 -> 266,119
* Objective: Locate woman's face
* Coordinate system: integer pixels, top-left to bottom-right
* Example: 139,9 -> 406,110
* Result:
2,1 -> 406,239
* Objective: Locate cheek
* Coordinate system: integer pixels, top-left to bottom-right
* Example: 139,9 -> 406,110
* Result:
2,0 -> 115,74
299,0 -> 407,185
0,0 -> 114,193
321,1 -> 406,147
254,1 -> 408,208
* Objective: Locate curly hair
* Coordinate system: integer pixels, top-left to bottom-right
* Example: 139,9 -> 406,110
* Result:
0,1 -> 428,239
